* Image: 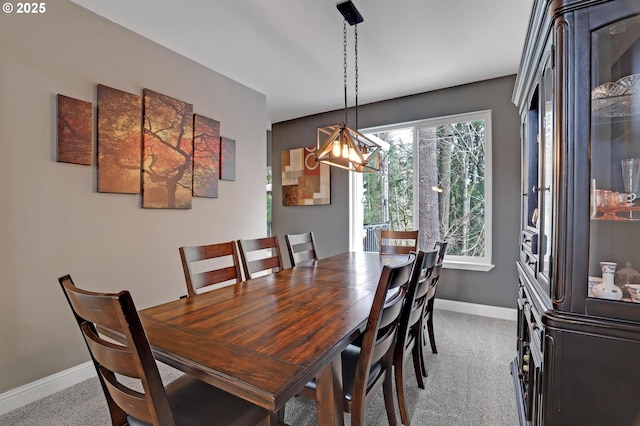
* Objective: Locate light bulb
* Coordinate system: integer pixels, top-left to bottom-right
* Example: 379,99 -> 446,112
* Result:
342,143 -> 349,158
332,140 -> 341,157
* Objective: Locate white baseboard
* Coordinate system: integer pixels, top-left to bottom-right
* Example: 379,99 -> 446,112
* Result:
435,298 -> 517,321
0,361 -> 96,416
0,300 -> 515,416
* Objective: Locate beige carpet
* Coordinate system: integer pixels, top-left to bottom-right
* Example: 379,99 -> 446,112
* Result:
0,309 -> 516,426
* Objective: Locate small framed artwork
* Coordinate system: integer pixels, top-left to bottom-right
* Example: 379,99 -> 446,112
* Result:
193,114 -> 220,198
57,94 -> 93,165
282,146 -> 330,206
220,136 -> 236,181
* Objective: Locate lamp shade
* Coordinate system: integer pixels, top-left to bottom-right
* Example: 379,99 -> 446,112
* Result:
316,122 -> 389,172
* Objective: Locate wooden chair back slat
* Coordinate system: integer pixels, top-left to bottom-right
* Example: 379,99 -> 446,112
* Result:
81,323 -> 139,378
379,230 -> 419,255
101,367 -> 154,424
237,236 -> 284,279
179,241 -> 243,296
62,281 -> 125,331
192,266 -> 242,290
248,256 -> 281,274
240,237 -> 278,252
285,232 -> 319,266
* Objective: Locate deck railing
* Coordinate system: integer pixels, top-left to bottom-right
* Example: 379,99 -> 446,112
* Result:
362,223 -> 390,252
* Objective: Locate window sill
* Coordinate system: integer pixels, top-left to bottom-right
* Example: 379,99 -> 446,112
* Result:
443,260 -> 495,272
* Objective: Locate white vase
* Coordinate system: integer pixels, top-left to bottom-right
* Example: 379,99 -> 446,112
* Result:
595,261 -> 623,301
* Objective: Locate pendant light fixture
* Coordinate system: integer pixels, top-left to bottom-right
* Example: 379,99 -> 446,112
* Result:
315,0 -> 389,173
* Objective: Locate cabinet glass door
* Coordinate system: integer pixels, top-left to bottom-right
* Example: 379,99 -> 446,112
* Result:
523,104 -> 539,233
539,55 -> 554,287
589,14 -> 640,305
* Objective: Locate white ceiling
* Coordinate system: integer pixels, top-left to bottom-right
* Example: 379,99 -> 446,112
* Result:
71,0 -> 533,124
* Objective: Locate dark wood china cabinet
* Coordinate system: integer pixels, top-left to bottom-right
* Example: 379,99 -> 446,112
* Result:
512,0 -> 640,424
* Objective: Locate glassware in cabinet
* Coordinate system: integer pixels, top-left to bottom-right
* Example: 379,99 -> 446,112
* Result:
589,14 -> 640,311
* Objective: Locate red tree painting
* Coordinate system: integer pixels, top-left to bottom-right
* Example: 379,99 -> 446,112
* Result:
57,94 -> 92,165
142,89 -> 193,209
220,136 -> 236,181
193,114 -> 220,198
97,85 -> 142,193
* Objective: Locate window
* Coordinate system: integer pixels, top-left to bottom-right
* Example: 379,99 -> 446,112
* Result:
356,110 -> 493,271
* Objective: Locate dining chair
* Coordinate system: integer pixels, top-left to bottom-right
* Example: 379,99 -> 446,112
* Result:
394,249 -> 438,425
433,239 -> 448,265
237,236 -> 284,279
179,241 -> 243,296
379,229 -> 419,255
419,239 -> 449,378
298,254 -> 417,426
57,275 -> 270,426
284,231 -> 318,266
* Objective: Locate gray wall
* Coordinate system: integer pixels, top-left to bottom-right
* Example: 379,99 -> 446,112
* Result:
272,76 -> 521,308
0,1 -> 267,393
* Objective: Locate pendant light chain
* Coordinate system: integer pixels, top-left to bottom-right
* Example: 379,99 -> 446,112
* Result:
343,20 -> 348,124
342,20 -> 360,129
354,23 -> 359,131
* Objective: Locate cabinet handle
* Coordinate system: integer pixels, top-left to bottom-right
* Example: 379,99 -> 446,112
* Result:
531,185 -> 551,193
523,354 -> 530,362
523,364 -> 529,372
523,237 -> 531,243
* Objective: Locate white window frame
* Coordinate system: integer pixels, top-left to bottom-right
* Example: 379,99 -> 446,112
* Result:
354,110 -> 494,272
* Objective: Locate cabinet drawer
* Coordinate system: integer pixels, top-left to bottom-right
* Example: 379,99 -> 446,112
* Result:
520,248 -> 537,276
521,230 -> 538,254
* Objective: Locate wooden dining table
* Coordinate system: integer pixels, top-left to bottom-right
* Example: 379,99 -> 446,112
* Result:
137,251 -> 408,426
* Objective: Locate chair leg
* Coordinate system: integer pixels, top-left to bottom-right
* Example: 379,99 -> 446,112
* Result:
349,376 -> 366,426
383,367 -> 398,426
427,313 -> 437,354
411,342 -> 425,390
350,402 -> 365,426
395,351 -> 411,426
419,319 -> 429,378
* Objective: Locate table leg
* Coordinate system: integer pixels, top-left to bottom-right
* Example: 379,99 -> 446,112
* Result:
315,356 -> 344,426
268,409 -> 282,426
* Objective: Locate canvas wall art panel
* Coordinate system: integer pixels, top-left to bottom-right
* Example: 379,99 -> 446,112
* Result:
281,146 -> 330,206
142,89 -> 193,209
220,137 -> 236,181
193,114 -> 220,198
97,84 -> 142,194
57,94 -> 93,165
